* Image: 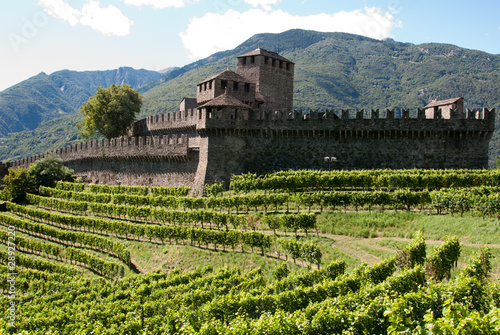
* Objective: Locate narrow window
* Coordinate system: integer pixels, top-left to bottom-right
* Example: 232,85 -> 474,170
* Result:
264,57 -> 269,65
286,62 -> 291,70
208,80 -> 212,89
221,80 -> 227,90
199,85 -> 202,92
233,82 -> 239,91
242,57 -> 247,65
272,59 -> 276,67
279,61 -> 283,68
250,56 -> 255,63
244,83 -> 250,92
203,82 -> 207,91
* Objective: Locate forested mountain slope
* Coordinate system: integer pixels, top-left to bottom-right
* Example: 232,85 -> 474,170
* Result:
0,67 -> 163,136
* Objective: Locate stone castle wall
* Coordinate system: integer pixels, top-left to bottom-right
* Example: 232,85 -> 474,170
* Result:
6,133 -> 198,189
65,150 -> 199,189
2,107 -> 495,190
195,108 -> 495,186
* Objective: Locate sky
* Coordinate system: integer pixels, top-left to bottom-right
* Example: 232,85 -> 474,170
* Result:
1,0 -> 499,91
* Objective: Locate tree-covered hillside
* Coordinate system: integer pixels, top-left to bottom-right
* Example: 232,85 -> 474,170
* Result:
1,29 -> 499,164
141,30 -> 499,114
0,67 -> 163,136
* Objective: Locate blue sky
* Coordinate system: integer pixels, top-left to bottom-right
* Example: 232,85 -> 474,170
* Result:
1,0 -> 499,91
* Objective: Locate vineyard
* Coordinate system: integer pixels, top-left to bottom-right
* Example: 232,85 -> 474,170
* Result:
1,169 -> 500,334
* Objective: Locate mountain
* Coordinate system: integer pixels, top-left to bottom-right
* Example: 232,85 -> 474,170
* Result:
1,29 -> 499,165
141,29 -> 499,115
0,67 -> 163,136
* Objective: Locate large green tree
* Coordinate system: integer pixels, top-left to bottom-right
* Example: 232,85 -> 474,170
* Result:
77,84 -> 142,139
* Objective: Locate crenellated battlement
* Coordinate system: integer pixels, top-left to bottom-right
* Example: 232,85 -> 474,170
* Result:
131,109 -> 198,136
130,107 -> 495,138
8,134 -> 189,169
195,107 -> 495,136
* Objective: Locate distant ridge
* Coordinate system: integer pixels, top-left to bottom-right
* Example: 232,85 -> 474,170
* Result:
158,67 -> 179,74
0,67 -> 163,137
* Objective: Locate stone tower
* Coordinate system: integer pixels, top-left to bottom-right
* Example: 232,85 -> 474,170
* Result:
236,48 -> 294,112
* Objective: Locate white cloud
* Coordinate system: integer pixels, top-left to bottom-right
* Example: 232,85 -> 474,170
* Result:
121,0 -> 199,9
79,1 -> 132,36
244,0 -> 281,11
38,0 -> 80,26
38,0 -> 133,36
180,7 -> 402,60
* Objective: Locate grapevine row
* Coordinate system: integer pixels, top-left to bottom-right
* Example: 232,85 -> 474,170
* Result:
7,202 -> 290,260
40,185 -> 500,221
27,194 -> 319,235
0,229 -> 124,278
56,181 -> 190,196
0,213 -> 130,264
0,250 -> 77,275
230,169 -> 500,192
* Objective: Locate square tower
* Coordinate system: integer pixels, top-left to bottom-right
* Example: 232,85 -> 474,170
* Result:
236,48 -> 294,112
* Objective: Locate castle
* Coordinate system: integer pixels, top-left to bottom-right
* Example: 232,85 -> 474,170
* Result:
3,48 -> 496,190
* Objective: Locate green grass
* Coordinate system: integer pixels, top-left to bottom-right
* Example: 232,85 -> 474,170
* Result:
352,242 -> 397,260
317,210 -> 500,244
123,239 -> 302,279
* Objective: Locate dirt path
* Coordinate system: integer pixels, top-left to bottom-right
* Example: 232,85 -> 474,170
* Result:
330,235 -> 382,265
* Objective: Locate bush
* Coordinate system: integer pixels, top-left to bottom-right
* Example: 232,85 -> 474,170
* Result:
2,167 -> 34,202
2,154 -> 75,202
29,153 -> 75,189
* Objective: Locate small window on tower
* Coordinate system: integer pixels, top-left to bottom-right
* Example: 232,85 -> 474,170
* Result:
264,57 -> 269,64
199,85 -> 202,92
221,80 -> 227,90
244,83 -> 250,92
242,57 -> 247,65
233,82 -> 239,91
250,56 -> 255,63
279,61 -> 283,68
208,80 -> 212,89
272,59 -> 276,67
286,62 -> 291,70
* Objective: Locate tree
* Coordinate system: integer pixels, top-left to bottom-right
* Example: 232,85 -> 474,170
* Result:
29,153 -> 75,189
2,167 -> 33,202
77,84 -> 142,139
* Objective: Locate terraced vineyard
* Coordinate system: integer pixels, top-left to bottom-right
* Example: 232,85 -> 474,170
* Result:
1,169 -> 500,333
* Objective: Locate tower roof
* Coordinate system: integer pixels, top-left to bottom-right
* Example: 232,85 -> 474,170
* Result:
424,97 -> 463,109
199,92 -> 249,109
237,48 -> 294,64
199,70 -> 249,84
